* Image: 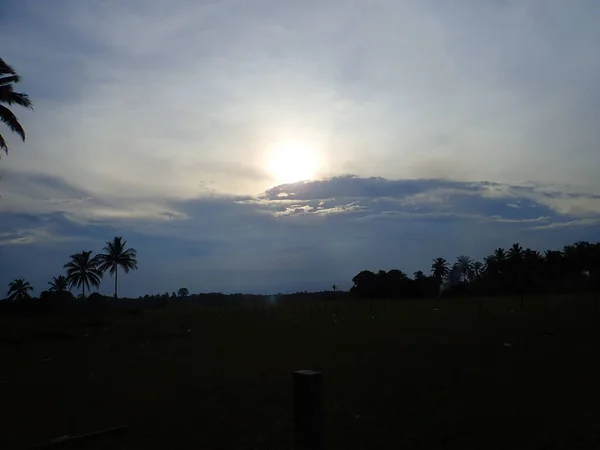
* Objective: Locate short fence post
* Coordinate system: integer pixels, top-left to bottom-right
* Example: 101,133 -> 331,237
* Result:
293,370 -> 324,450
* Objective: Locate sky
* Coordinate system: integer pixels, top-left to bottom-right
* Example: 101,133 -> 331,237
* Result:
1,0 -> 599,297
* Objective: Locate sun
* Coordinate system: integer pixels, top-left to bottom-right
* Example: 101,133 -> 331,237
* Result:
267,140 -> 319,184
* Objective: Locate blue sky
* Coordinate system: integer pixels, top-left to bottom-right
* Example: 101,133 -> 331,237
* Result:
1,0 -> 599,297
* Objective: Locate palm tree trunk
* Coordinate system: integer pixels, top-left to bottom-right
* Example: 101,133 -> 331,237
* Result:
114,267 -> 118,299
82,283 -> 85,298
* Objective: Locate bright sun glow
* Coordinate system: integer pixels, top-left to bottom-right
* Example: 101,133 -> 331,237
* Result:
267,141 -> 319,184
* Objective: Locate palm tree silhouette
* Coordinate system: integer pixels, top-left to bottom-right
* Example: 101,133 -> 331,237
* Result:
7,278 -> 33,302
96,236 -> 138,299
0,58 -> 33,153
431,257 -> 449,288
64,251 -> 103,298
508,243 -> 524,262
48,275 -> 68,293
472,261 -> 484,280
455,255 -> 473,282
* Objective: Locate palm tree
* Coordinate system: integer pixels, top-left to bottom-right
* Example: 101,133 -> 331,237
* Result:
507,243 -> 525,292
472,261 -> 484,279
48,275 -> 68,293
431,257 -> 449,288
0,57 -> 33,153
96,236 -> 138,299
64,251 -> 103,298
455,255 -> 473,282
7,278 -> 33,302
508,243 -> 524,262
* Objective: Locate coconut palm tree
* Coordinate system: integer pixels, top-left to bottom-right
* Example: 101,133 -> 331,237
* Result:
96,236 -> 138,299
507,243 -> 525,291
431,257 -> 449,288
0,57 -> 33,153
48,275 -> 68,293
472,261 -> 484,280
493,248 -> 506,261
508,243 -> 524,262
455,255 -> 473,282
7,278 -> 33,302
64,251 -> 103,298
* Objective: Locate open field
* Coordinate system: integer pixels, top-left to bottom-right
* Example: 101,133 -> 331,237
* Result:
2,294 -> 600,449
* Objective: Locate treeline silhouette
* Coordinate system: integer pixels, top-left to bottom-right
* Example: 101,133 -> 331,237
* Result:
351,241 -> 600,299
3,240 -> 600,314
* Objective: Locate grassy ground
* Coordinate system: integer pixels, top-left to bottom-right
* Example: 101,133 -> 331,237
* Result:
1,294 -> 600,449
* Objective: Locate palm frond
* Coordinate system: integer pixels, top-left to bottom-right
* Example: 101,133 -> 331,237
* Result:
0,75 -> 20,85
0,58 -> 17,76
0,133 -> 6,152
0,86 -> 33,108
0,105 -> 26,141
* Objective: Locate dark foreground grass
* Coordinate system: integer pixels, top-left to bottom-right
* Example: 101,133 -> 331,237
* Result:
1,294 -> 600,449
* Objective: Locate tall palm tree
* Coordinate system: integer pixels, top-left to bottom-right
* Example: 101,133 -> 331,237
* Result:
544,249 -> 563,284
472,261 -> 484,279
96,236 -> 138,299
48,275 -> 68,293
0,57 -> 33,153
508,243 -> 524,262
431,257 -> 449,287
455,255 -> 473,282
7,278 -> 33,302
64,251 -> 103,298
507,243 -> 525,292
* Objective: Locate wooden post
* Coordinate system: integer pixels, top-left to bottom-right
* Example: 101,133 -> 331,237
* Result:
294,370 -> 324,450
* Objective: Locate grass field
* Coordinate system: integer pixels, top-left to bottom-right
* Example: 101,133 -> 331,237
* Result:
2,294 -> 600,449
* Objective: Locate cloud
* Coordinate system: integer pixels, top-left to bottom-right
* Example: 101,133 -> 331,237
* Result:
2,0 -> 600,199
1,175 -> 599,297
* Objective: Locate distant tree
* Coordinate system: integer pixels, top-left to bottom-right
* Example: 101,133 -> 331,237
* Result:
447,263 -> 462,285
332,284 -> 337,292
48,275 -> 68,293
413,271 -> 425,280
493,248 -> 507,274
351,270 -> 377,298
508,243 -> 524,262
178,287 -> 189,297
455,255 -> 473,282
96,236 -> 138,299
0,57 -> 33,153
431,257 -> 449,288
507,243 -> 525,293
7,278 -> 33,302
64,251 -> 103,298
472,261 -> 484,280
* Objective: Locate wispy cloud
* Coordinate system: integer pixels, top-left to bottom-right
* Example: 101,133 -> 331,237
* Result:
1,175 -> 599,296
